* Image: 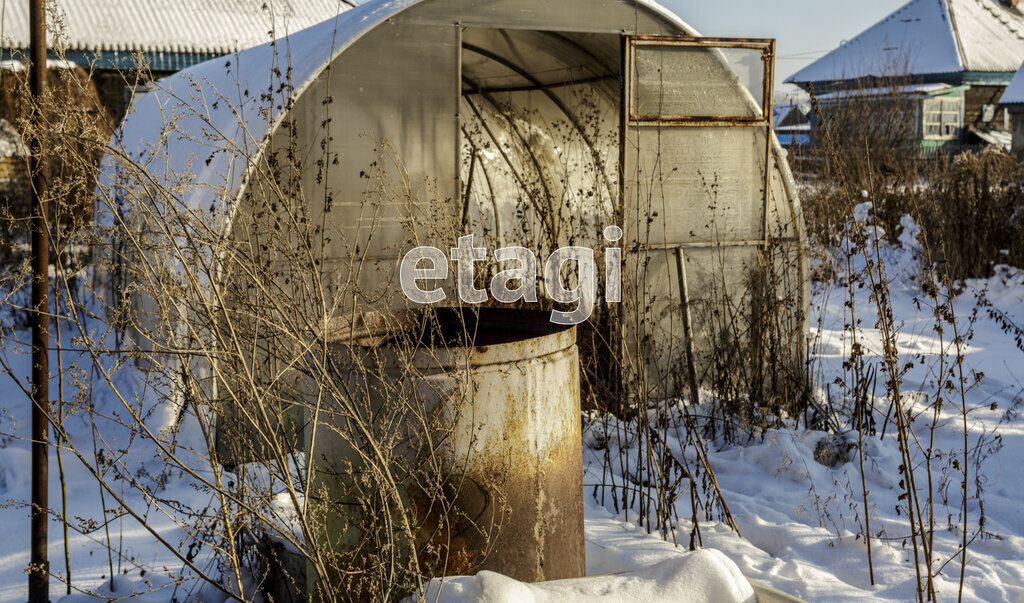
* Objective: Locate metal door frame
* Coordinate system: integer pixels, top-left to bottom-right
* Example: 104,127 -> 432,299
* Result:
623,35 -> 776,245
620,34 -> 777,399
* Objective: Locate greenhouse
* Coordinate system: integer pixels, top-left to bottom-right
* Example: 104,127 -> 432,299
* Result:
97,1 -> 809,592
106,0 -> 808,405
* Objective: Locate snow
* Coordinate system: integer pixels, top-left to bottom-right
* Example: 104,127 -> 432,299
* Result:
970,127 -> 1012,150
787,0 -> 963,84
413,498 -> 757,602
416,544 -> 754,602
574,205 -> 1024,601
786,0 -> 1024,85
813,83 -> 954,102
0,60 -> 26,72
2,201 -> 1024,600
0,203 -> 1020,601
5,10 -> 1024,590
0,1 -> 350,57
0,58 -> 74,70
955,0 -> 1024,74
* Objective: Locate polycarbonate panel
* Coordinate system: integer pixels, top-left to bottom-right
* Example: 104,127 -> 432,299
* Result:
624,126 -> 767,245
766,166 -> 796,239
621,243 -> 767,396
461,28 -> 617,91
460,27 -> 621,256
681,245 -> 761,378
761,241 -> 806,358
217,22 -> 460,463
621,247 -> 689,397
632,45 -> 764,119
461,89 -> 619,249
292,21 -> 459,301
396,0 -> 683,37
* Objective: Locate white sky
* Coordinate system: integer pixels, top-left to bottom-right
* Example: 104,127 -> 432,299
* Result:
659,0 -> 907,99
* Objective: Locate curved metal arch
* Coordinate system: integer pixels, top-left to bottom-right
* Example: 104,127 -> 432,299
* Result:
461,41 -> 617,212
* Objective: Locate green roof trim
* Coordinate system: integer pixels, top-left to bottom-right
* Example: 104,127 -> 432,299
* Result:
797,72 -> 1012,95
959,72 -> 1015,86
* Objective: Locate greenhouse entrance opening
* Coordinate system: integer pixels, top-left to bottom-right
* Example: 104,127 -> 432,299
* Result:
458,28 -> 622,255
458,30 -> 780,401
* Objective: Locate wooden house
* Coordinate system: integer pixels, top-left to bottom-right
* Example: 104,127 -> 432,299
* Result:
999,60 -> 1024,153
786,0 -> 1024,151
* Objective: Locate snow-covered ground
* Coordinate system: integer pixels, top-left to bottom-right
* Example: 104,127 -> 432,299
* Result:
574,212 -> 1024,601
418,531 -> 755,602
2,210 -> 1024,600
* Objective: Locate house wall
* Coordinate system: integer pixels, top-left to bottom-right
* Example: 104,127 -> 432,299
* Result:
0,154 -> 29,218
0,65 -> 114,230
965,85 -> 1009,130
0,152 -> 29,290
1012,108 -> 1024,155
917,89 -> 968,154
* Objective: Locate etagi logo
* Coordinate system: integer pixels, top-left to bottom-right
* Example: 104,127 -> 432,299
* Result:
400,226 -> 623,325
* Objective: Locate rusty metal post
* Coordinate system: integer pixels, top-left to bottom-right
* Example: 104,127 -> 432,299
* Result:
28,0 -> 50,600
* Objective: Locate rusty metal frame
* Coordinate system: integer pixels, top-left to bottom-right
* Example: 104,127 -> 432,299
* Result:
640,237 -> 798,251
625,35 -> 775,127
624,34 -> 778,244
622,34 -> 780,398
455,24 -> 464,221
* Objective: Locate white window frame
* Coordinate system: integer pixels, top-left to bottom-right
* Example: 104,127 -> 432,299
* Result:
922,97 -> 962,141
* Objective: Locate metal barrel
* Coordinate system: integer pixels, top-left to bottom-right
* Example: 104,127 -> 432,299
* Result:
307,307 -> 584,597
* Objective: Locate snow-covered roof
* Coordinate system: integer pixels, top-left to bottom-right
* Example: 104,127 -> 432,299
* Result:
999,60 -> 1024,104
102,0 -> 396,236
773,103 -> 810,129
786,0 -> 1024,85
970,127 -> 1012,149
0,0 -> 349,58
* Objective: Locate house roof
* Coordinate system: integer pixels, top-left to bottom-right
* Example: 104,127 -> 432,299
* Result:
969,127 -> 1012,148
773,103 -> 810,129
0,0 -> 350,61
999,60 -> 1024,104
786,0 -> 1024,86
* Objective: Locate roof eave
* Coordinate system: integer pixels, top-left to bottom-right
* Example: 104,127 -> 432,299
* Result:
789,70 -> 1012,94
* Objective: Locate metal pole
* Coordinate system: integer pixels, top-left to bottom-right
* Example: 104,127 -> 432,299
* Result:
28,0 -> 50,600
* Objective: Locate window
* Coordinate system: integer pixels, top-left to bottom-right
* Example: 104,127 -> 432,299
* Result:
982,103 -> 996,123
922,97 -> 962,140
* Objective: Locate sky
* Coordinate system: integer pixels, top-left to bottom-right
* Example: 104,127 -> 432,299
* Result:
659,0 -> 908,100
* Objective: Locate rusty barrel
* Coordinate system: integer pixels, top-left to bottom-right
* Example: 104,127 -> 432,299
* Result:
307,307 -> 585,595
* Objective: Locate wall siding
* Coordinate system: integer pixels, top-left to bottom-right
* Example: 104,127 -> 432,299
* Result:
965,85 -> 1009,130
